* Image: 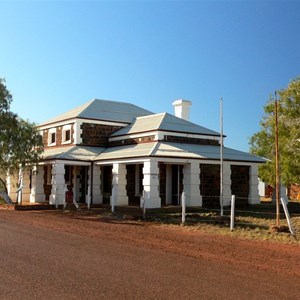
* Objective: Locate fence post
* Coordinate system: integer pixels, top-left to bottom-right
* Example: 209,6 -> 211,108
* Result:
230,195 -> 235,231
141,190 -> 147,219
111,188 -> 115,213
182,192 -> 186,225
280,197 -> 295,236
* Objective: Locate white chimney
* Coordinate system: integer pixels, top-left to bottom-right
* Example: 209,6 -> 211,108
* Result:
172,99 -> 192,121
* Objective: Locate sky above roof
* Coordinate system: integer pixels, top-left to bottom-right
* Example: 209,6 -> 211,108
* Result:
1,1 -> 300,152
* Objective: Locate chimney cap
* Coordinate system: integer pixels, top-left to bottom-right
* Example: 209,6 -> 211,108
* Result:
172,99 -> 192,107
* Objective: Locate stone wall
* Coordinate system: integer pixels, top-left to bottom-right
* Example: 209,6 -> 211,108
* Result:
231,165 -> 250,206
165,135 -> 219,146
109,135 -> 155,146
42,124 -> 74,148
81,123 -> 122,146
200,164 -> 220,208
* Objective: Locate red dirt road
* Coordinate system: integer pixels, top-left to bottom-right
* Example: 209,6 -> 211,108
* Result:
0,209 -> 299,299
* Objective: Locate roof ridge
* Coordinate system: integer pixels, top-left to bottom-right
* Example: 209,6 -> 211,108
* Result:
157,112 -> 167,130
77,99 -> 96,117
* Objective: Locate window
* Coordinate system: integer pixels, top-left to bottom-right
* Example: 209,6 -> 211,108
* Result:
65,130 -> 71,142
51,132 -> 56,144
62,125 -> 72,144
48,128 -> 57,146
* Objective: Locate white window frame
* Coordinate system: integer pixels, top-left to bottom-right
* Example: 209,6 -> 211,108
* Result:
62,125 -> 72,145
48,128 -> 57,146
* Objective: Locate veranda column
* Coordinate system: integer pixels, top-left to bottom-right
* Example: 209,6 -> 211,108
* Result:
92,165 -> 102,204
183,162 -> 202,206
30,165 -> 45,203
110,163 -> 128,206
6,172 -> 18,202
50,162 -> 65,206
223,162 -> 232,206
22,169 -> 31,202
143,160 -> 161,208
86,165 -> 92,206
249,164 -> 260,204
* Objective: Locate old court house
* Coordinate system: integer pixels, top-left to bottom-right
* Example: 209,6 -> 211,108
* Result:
6,99 -> 264,208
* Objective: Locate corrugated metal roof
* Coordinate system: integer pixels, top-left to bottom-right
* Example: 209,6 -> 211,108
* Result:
95,143 -> 155,161
93,141 -> 265,163
111,113 -> 220,137
39,99 -> 153,126
153,142 -> 266,162
42,146 -> 105,161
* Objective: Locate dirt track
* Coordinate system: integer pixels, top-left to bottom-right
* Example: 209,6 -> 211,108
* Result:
0,209 -> 300,299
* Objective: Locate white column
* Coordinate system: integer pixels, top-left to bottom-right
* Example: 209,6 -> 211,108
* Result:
50,162 -> 65,206
86,165 -> 92,206
92,165 -> 102,204
110,163 -> 128,206
223,162 -> 232,206
73,166 -> 80,203
6,173 -> 18,202
183,162 -> 202,207
249,164 -> 260,204
22,169 -> 31,202
143,160 -> 161,208
30,166 -> 45,203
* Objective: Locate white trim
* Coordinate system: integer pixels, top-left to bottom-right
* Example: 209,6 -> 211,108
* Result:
109,130 -> 220,142
39,118 -> 127,130
39,160 -> 91,166
62,124 -> 72,145
48,128 -> 57,146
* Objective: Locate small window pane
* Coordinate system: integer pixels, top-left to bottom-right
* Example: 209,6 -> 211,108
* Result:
65,130 -> 71,142
51,132 -> 56,144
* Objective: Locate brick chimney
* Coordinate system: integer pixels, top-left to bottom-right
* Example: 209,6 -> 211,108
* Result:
172,99 -> 192,121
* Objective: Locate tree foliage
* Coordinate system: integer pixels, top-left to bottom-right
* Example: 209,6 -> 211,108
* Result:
0,78 -> 43,174
249,77 -> 300,186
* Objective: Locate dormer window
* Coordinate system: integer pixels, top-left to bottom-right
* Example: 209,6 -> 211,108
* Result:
48,128 -> 57,146
62,125 -> 72,144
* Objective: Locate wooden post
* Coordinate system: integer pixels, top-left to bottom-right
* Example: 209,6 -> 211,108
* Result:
275,97 -> 280,226
182,192 -> 186,225
280,198 -> 295,236
230,195 -> 235,231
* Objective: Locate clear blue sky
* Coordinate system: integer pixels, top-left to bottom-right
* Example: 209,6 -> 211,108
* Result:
1,0 -> 300,152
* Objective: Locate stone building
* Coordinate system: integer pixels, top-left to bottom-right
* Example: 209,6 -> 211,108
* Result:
6,99 -> 265,208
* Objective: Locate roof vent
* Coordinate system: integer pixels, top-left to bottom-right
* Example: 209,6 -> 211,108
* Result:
172,99 -> 192,121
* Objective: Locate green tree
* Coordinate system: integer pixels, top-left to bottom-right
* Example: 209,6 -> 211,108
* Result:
0,78 -> 43,201
249,77 -> 300,187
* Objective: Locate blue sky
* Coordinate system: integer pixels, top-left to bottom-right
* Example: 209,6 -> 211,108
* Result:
1,0 -> 300,152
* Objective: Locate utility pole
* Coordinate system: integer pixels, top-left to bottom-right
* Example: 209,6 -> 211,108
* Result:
220,97 -> 224,216
275,93 -> 280,226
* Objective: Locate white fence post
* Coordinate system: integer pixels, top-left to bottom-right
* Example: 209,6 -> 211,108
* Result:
230,195 -> 235,231
140,190 -> 146,219
87,185 -> 91,210
111,188 -> 115,213
280,197 -> 295,236
182,192 -> 186,225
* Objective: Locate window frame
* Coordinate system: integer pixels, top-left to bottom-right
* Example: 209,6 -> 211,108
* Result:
48,128 -> 57,146
62,125 -> 72,145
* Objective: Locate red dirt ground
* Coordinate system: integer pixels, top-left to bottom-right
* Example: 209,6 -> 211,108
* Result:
0,208 -> 299,278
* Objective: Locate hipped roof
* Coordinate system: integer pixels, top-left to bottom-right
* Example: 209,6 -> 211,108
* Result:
111,113 -> 220,137
42,146 -> 104,161
94,142 -> 265,163
39,99 -> 153,126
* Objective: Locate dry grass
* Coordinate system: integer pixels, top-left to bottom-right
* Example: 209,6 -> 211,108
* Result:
143,203 -> 300,244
